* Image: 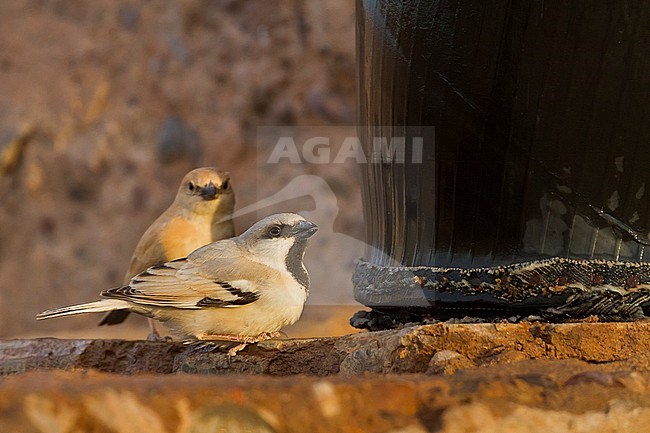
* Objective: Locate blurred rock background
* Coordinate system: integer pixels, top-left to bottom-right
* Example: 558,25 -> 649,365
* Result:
0,0 -> 362,339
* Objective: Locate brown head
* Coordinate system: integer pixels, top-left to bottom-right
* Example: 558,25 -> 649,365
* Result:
174,167 -> 235,217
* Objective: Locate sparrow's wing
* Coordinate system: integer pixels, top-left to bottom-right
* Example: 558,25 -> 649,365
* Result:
123,210 -> 177,282
101,242 -> 271,309
124,237 -> 167,282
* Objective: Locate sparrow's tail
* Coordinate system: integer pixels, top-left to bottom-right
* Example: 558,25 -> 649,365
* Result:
36,299 -> 130,320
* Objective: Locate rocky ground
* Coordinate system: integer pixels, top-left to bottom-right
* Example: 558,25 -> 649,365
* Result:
2,322 -> 650,432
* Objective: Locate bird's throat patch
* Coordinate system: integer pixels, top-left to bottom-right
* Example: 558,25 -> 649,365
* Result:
286,239 -> 309,291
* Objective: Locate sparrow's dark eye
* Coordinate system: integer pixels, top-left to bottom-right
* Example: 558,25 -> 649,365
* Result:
221,179 -> 230,190
268,225 -> 282,237
188,182 -> 195,192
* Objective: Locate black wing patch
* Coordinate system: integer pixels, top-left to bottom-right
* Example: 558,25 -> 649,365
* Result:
102,285 -> 146,299
196,281 -> 260,307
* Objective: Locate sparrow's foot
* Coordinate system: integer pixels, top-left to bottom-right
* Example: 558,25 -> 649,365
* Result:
183,339 -> 247,357
198,332 -> 279,344
146,332 -> 172,342
196,333 -> 252,343
184,340 -> 219,353
256,331 -> 284,341
192,332 -> 282,356
227,343 -> 248,357
146,318 -> 168,341
220,332 -> 282,354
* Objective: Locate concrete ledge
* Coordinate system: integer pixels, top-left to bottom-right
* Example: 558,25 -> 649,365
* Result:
2,322 -> 650,376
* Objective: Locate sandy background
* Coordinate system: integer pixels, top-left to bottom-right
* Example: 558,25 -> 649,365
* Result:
0,0 -> 363,339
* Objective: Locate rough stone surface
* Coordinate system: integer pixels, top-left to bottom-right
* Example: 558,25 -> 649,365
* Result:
3,323 -> 650,431
3,322 -> 650,376
427,350 -> 475,375
2,367 -> 650,432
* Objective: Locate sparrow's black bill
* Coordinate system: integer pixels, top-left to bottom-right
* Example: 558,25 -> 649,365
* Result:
199,183 -> 218,200
294,220 -> 318,238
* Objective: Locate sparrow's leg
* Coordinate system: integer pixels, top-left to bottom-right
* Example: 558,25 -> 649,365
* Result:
227,343 -> 248,357
146,318 -> 170,342
183,337 -> 248,357
224,332 -> 284,355
196,333 -> 251,342
197,332 -> 282,343
258,331 -> 284,339
192,332 -> 283,356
